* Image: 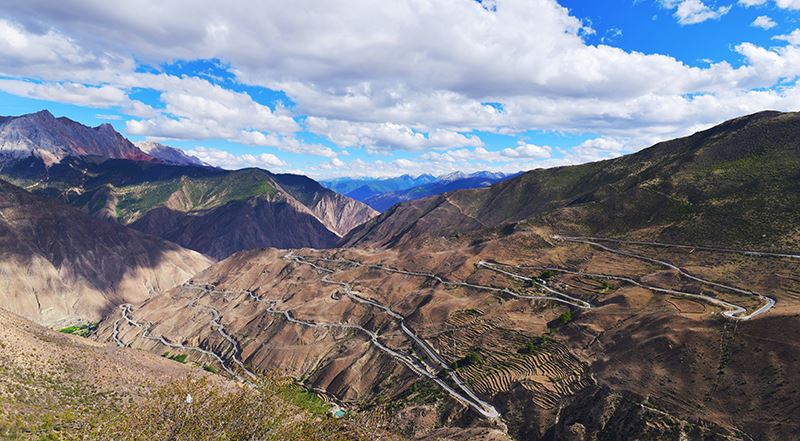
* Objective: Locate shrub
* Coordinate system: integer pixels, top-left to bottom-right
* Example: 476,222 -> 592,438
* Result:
90,376 -> 391,440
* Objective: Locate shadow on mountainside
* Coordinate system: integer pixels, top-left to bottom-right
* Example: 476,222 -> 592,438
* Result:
0,179 -> 212,325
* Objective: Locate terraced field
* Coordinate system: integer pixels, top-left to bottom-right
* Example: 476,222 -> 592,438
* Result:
431,310 -> 592,409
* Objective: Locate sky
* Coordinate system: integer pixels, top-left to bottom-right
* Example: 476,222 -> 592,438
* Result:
1,0 -> 800,179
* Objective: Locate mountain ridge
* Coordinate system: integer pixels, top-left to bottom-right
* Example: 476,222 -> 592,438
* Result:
343,110 -> 800,251
0,110 -> 378,258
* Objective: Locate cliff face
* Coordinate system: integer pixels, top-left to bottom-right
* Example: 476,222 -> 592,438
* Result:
0,179 -> 213,326
271,173 -> 379,237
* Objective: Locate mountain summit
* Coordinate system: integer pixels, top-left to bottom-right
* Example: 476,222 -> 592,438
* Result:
0,110 -> 153,165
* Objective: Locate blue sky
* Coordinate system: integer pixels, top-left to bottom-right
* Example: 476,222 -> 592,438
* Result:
1,0 -> 800,178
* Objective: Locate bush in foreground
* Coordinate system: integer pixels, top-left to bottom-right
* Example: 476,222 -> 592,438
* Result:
89,376 -> 393,440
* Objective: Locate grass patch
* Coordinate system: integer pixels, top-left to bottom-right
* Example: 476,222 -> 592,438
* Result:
58,323 -> 98,338
162,352 -> 188,364
278,383 -> 330,417
451,350 -> 482,369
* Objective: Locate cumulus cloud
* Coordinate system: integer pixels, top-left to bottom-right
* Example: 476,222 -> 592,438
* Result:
738,0 -> 768,6
186,146 -> 286,169
500,142 -> 552,159
773,29 -> 800,45
660,0 -> 731,25
236,130 -> 338,158
775,0 -> 800,9
306,118 -> 484,151
3,0 -> 800,175
752,15 -> 777,30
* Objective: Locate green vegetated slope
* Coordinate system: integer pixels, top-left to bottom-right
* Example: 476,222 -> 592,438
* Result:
0,158 -> 358,258
346,111 -> 800,250
72,167 -> 280,223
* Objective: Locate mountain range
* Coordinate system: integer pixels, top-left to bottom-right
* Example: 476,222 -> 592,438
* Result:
1,109 -> 799,439
0,111 -> 377,259
323,171 -> 519,212
87,110 -> 800,439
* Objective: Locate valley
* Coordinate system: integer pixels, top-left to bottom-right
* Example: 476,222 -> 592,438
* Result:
1,109 -> 799,439
95,222 -> 800,439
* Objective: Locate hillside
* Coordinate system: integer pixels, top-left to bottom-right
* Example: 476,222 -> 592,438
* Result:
0,179 -> 212,326
0,308 -> 387,440
344,111 -> 800,250
93,111 -> 800,439
1,156 -> 377,259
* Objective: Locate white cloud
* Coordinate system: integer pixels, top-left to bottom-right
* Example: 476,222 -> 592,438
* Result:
306,117 -> 484,151
236,130 -> 338,158
738,0 -> 768,6
0,18 -> 132,81
752,15 -> 777,30
186,146 -> 286,169
776,0 -> 800,9
0,80 -> 126,107
3,0 -> 800,174
500,142 -> 552,159
774,29 -> 800,45
661,0 -> 731,25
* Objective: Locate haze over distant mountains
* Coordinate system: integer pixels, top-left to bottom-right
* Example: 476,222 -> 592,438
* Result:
323,170 -> 519,212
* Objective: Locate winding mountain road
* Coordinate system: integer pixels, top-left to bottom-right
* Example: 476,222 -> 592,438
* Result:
551,236 -> 776,320
553,235 -> 800,260
112,303 -> 251,381
283,253 -> 501,418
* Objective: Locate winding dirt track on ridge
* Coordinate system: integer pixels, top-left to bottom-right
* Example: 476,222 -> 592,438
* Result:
551,236 -> 776,320
112,302 -> 255,381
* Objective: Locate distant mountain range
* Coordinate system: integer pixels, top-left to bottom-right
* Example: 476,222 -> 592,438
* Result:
323,170 -> 519,212
0,111 -> 377,259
